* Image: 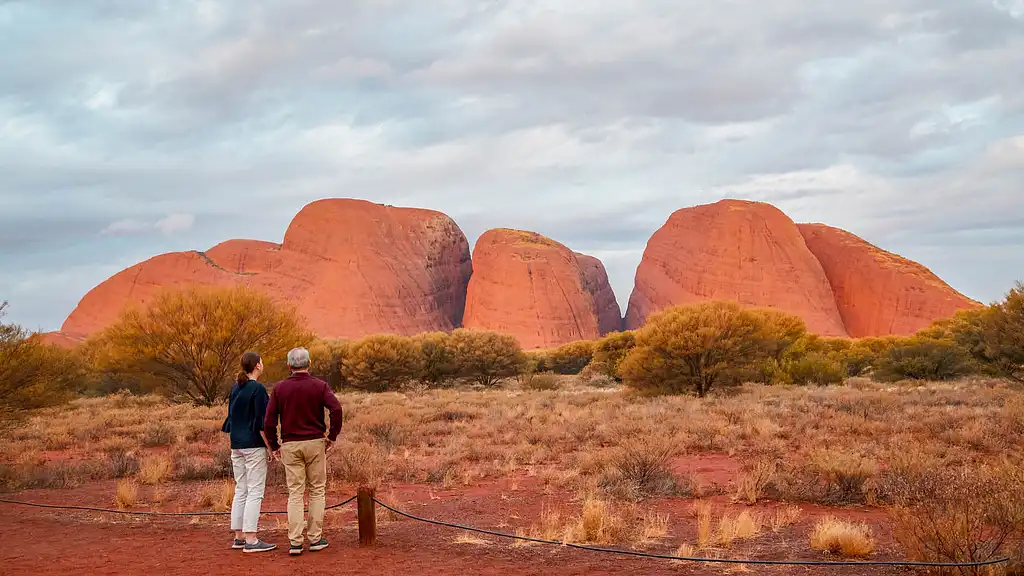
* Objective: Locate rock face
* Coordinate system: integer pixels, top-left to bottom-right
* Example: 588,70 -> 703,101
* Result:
625,200 -> 849,336
798,223 -> 980,337
462,229 -> 619,349
60,199 -> 473,340
575,253 -> 623,334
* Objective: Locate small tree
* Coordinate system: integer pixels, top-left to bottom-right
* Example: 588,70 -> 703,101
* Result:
546,340 -> 596,375
343,334 -> 422,392
413,331 -> 460,388
309,339 -> 351,390
449,329 -> 525,387
618,302 -> 774,396
874,336 -> 973,382
949,283 -> 1024,384
0,302 -> 81,422
92,286 -> 313,405
592,331 -> 636,380
752,309 -> 808,361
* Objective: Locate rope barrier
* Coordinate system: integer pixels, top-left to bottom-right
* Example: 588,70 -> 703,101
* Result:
372,497 -> 1011,569
0,495 -> 357,517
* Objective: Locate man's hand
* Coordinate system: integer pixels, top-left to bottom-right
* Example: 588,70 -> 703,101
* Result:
325,439 -> 334,454
272,450 -> 281,462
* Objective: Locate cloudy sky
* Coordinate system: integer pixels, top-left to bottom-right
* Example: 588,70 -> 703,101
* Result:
2,0 -> 1023,331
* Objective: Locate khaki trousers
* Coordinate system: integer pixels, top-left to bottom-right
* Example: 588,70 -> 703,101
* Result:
280,438 -> 327,546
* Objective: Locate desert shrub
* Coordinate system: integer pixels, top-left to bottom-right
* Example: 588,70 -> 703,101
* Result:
343,334 -> 422,392
948,284 -> 1024,384
413,332 -> 459,388
360,414 -> 410,451
309,339 -> 350,390
888,463 -> 1024,574
173,455 -> 224,482
449,329 -> 525,387
810,517 -> 875,557
599,440 -> 681,500
619,302 -> 780,396
841,338 -> 892,377
810,450 -> 878,505
89,286 -> 314,405
752,309 -> 809,361
0,303 -> 82,421
784,353 -> 846,385
874,336 -> 973,382
579,363 -> 618,388
564,497 -> 631,545
137,455 -> 172,485
546,340 -> 595,375
592,331 -> 636,380
522,373 -> 560,391
330,443 -> 387,487
142,422 -> 176,447
735,458 -> 778,505
194,480 -> 234,512
107,450 -> 141,478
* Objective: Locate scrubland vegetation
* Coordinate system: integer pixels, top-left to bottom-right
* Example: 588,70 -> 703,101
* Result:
1,283 -> 1023,572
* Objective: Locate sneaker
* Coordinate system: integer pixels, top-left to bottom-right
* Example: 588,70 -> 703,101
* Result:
232,538 -> 246,550
243,540 -> 277,554
289,544 -> 303,556
309,538 -> 329,552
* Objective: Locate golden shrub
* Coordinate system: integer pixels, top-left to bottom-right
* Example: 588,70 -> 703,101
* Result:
88,286 -> 313,405
546,340 -> 596,375
343,334 -> 422,392
619,302 -> 780,396
448,329 -> 525,387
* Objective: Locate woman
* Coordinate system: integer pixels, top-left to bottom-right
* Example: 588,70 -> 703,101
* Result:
221,351 -> 276,553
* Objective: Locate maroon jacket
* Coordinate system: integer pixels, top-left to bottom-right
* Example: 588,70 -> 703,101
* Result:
264,372 -> 342,451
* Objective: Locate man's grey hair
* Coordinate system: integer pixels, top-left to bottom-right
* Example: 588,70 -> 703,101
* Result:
287,347 -> 311,370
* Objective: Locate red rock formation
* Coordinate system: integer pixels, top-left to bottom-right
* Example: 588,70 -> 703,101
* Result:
625,199 -> 849,336
463,229 -> 618,349
798,223 -> 980,337
61,199 -> 472,340
575,253 -> 623,334
62,251 -> 243,338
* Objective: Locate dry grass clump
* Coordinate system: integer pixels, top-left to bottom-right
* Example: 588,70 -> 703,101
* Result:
598,439 -> 683,501
809,517 -> 875,557
106,450 -> 140,478
714,509 -> 763,548
194,481 -> 234,512
770,505 -> 803,532
564,497 -> 630,545
735,457 -> 777,505
141,422 -> 177,447
693,500 -> 714,549
137,455 -> 172,485
114,478 -> 139,509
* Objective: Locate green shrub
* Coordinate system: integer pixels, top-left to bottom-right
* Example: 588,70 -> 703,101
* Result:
449,329 -> 525,387
343,334 -> 422,392
546,340 -> 595,374
413,332 -> 459,388
947,283 -> 1024,384
784,353 -> 846,386
1,302 -> 82,421
619,302 -> 783,396
592,331 -> 636,380
874,337 -> 973,382
309,339 -> 351,390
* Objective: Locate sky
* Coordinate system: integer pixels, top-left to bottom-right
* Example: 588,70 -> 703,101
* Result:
2,0 -> 1023,332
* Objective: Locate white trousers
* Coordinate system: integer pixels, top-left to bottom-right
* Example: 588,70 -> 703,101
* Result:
230,447 -> 268,533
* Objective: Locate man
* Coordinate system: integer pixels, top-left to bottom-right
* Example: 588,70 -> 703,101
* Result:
264,347 -> 343,556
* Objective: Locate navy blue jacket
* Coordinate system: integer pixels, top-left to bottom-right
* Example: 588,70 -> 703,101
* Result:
221,380 -> 270,449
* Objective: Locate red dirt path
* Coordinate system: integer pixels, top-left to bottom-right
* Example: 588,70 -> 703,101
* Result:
1,480 -> 904,576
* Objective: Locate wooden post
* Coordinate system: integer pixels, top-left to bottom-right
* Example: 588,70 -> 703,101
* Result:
357,486 -> 376,546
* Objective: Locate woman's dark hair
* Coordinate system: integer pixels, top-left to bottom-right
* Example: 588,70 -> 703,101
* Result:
237,351 -> 262,385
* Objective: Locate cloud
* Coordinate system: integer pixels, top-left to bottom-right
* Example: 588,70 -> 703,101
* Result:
100,214 -> 195,236
0,0 -> 1022,331
155,213 -> 196,234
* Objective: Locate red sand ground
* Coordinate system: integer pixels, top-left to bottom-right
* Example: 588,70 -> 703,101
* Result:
1,475 -> 904,576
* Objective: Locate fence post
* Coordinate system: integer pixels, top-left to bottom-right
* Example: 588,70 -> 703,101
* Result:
357,486 -> 376,546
